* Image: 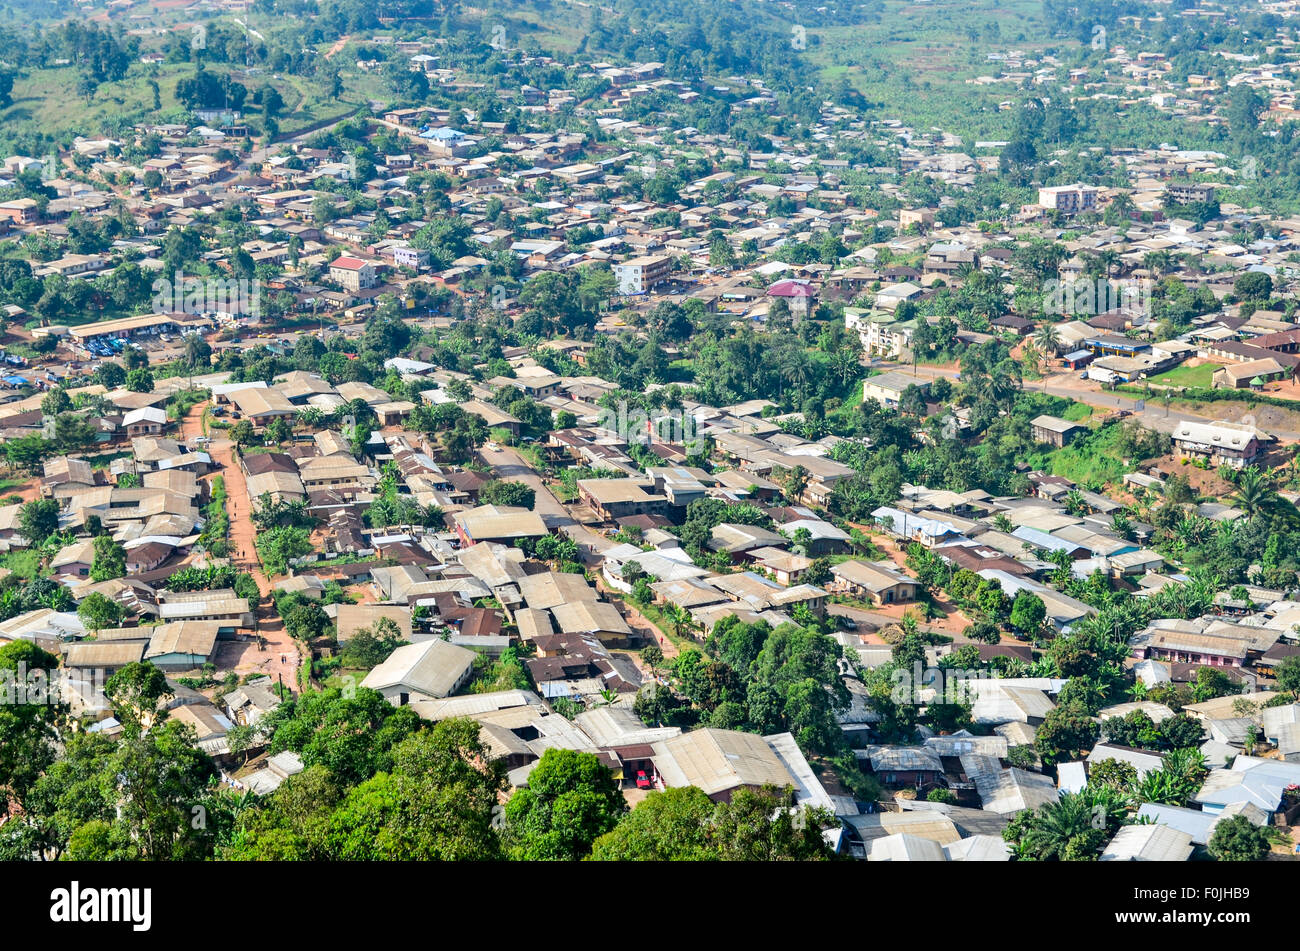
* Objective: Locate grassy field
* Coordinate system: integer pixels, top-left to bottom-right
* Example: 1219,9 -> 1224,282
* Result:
805,0 -> 1060,139
1145,363 -> 1218,389
1020,421 -> 1135,489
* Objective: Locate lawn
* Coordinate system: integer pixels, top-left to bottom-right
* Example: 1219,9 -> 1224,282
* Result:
1145,363 -> 1218,389
1060,401 -> 1095,423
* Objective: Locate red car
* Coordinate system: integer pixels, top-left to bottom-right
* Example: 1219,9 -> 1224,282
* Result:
635,770 -> 652,789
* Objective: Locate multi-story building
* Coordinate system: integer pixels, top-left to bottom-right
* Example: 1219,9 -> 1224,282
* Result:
1170,420 -> 1262,469
329,256 -> 378,292
613,254 -> 672,295
845,308 -> 917,358
1037,184 -> 1100,214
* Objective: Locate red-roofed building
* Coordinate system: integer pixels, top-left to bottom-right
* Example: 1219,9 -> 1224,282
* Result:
329,255 -> 377,292
767,278 -> 816,318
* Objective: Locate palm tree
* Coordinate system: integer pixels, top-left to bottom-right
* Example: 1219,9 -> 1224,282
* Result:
1018,793 -> 1100,861
1033,321 -> 1062,358
1233,466 -> 1275,520
988,361 -> 1022,408
1142,250 -> 1172,279
1063,489 -> 1087,517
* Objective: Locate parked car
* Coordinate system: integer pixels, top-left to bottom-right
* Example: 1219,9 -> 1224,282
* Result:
635,770 -> 652,789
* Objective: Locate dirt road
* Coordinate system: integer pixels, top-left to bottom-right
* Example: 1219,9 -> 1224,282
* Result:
184,403 -> 301,692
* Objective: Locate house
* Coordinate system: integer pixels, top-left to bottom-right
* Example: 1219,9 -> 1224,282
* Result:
550,599 -> 634,647
141,621 -> 222,670
161,694 -> 230,745
577,478 -> 669,522
863,371 -> 929,409
872,507 -> 960,548
62,640 -> 146,674
1170,420 -> 1262,469
1037,184 -> 1099,214
333,603 -> 413,644
50,539 -> 97,579
766,278 -> 816,319
1261,704 -> 1300,762
857,746 -> 945,788
1030,414 -> 1086,448
830,560 -> 917,606
650,728 -> 835,810
1100,824 -> 1194,862
360,638 -> 477,705
1192,755 -> 1300,817
122,406 -> 166,437
454,505 -> 549,546
224,679 -> 283,727
229,387 -> 297,427
156,592 -> 252,633
241,750 -> 305,794
1212,358 -> 1291,389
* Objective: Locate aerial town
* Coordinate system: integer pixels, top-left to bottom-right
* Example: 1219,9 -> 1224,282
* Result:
0,0 -> 1297,870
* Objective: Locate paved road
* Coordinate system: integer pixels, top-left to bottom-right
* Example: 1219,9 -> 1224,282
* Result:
475,444 -> 617,564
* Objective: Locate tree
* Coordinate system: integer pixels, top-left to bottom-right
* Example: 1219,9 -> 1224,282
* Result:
77,592 -> 123,631
125,368 -> 155,393
89,719 -> 217,860
321,718 -> 506,860
1034,704 -> 1100,767
1275,655 -> 1300,700
338,617 -> 406,669
19,498 -> 61,545
226,723 -> 258,767
1233,466 -> 1277,521
185,334 -> 212,370
90,534 -> 126,582
41,388 -> 72,417
1007,791 -> 1112,861
504,748 -> 626,861
1234,271 -> 1272,302
639,645 -> 664,674
94,362 -> 126,388
1009,590 -> 1046,635
1207,814 -> 1271,862
281,598 -> 330,643
1158,713 -> 1205,750
230,420 -> 256,448
587,786 -> 717,860
479,479 -> 536,510
0,641 -> 62,818
105,661 -> 171,735
256,526 -> 313,575
588,784 -> 835,861
122,345 -> 149,371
